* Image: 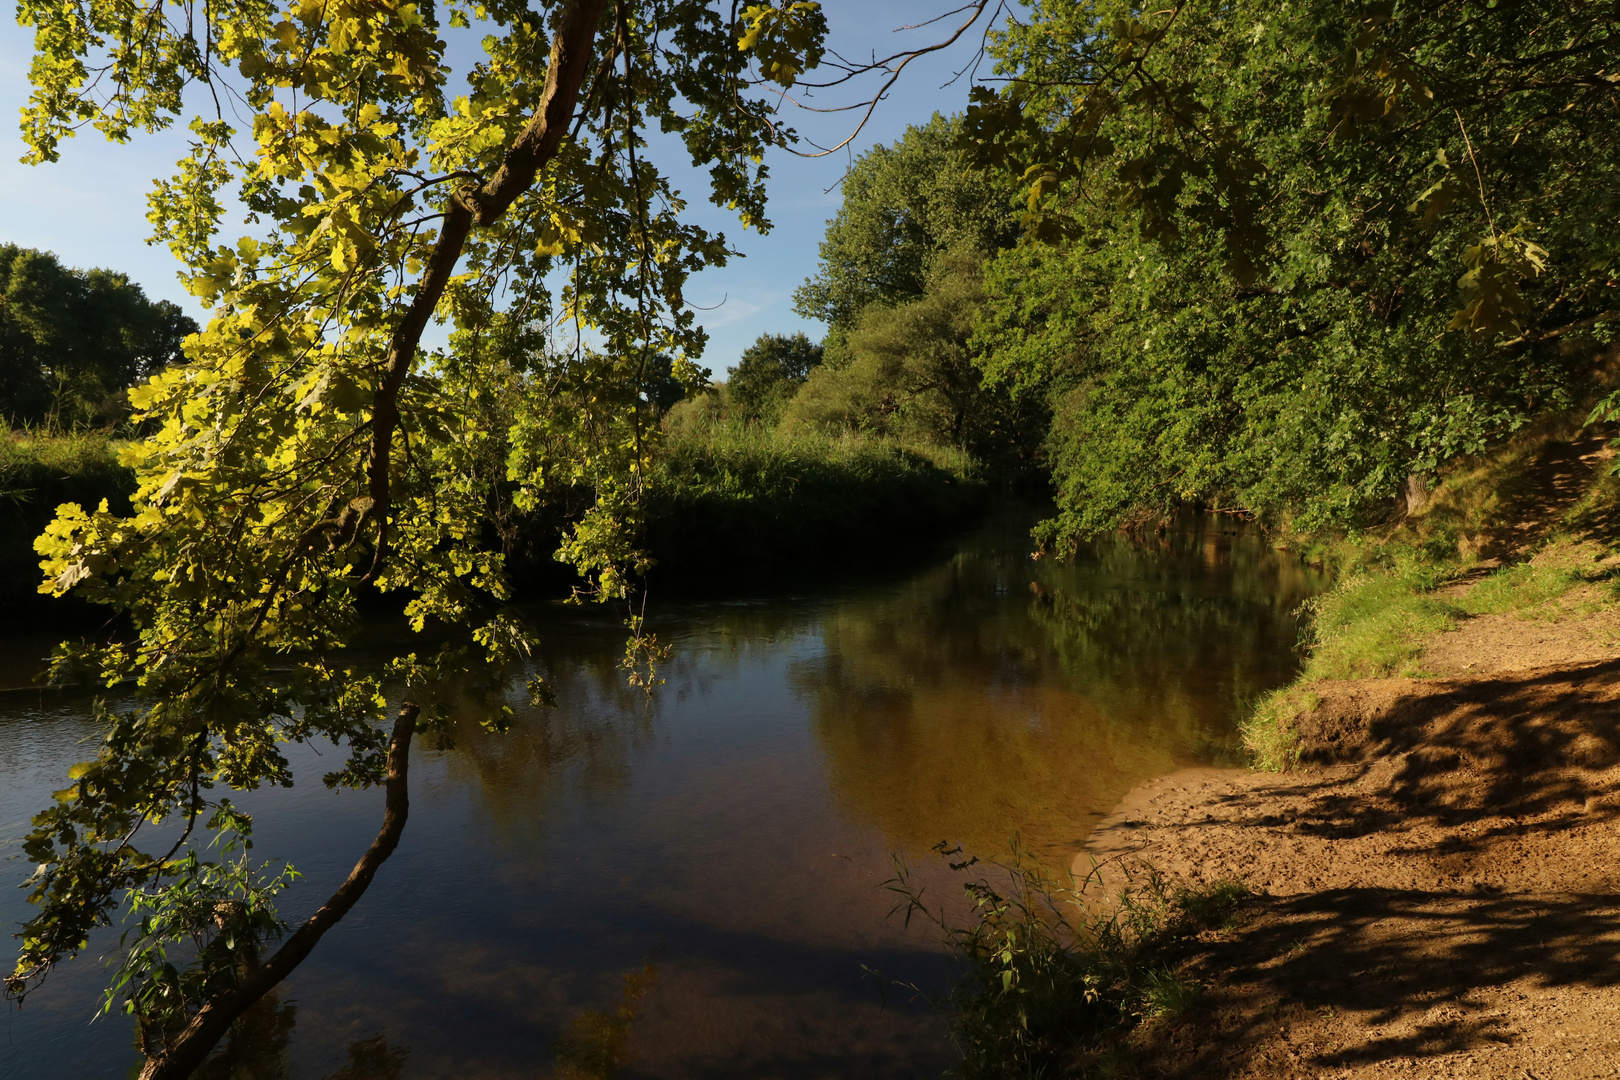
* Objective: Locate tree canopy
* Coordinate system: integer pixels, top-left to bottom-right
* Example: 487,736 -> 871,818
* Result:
0,245 -> 195,428
8,1 -> 833,1075
726,330 -> 822,419
963,0 -> 1620,540
793,113 -> 1021,331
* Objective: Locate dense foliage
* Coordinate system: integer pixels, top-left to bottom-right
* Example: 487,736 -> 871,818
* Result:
0,246 -> 195,429
725,331 -> 822,420
793,113 -> 1021,335
782,118 -> 1044,476
9,1 -> 832,1073
964,0 -> 1619,542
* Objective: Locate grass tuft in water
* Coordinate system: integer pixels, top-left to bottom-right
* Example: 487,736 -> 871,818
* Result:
885,844 -> 1246,1079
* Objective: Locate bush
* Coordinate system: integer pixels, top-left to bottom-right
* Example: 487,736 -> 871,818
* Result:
888,844 -> 1245,1079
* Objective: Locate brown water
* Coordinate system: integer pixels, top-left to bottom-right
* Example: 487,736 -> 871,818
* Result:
0,513 -> 1324,1079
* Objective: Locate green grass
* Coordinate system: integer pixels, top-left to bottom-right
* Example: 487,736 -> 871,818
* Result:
889,848 -> 1245,1079
1301,557 -> 1464,680
1136,965 -> 1202,1022
1242,686 -> 1319,771
0,430 -> 130,499
1243,416 -> 1620,771
642,418 -> 987,583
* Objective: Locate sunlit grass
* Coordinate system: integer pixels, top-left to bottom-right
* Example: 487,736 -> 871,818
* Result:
1,429 -> 128,496
644,408 -> 987,577
1244,412 -> 1620,772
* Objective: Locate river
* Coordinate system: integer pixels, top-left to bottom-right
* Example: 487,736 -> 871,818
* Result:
0,512 -> 1324,1079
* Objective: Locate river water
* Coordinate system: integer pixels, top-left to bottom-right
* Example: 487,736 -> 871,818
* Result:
0,512 -> 1324,1079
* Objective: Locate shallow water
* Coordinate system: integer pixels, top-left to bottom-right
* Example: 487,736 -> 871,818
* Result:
0,513 -> 1324,1079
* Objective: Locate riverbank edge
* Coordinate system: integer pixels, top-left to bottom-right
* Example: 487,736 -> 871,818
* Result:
1067,422 -> 1620,1077
2,431 -> 990,624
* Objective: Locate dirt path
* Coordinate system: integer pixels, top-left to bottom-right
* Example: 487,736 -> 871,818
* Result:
1058,431 -> 1620,1077
1081,658 -> 1620,1078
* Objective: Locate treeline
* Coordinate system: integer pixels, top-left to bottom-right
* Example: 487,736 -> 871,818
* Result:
0,245 -> 195,430
728,1 -> 1617,560
10,0 -> 1616,602
680,115 -> 1045,488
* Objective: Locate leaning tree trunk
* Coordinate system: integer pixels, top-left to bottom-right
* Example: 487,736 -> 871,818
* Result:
138,702 -> 419,1080
138,4 -> 613,1076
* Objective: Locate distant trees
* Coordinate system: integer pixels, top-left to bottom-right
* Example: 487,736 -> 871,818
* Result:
777,117 -> 1040,472
727,332 -> 822,420
786,250 -> 986,444
793,113 -> 1020,335
0,245 -> 195,428
681,118 -> 1044,479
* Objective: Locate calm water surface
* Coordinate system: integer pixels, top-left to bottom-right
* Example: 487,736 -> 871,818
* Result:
0,514 -> 1325,1079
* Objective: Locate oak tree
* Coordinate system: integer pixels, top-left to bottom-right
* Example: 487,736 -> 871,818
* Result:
8,1 -> 834,1076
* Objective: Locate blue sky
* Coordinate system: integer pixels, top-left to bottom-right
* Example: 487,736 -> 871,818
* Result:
0,3 -> 1005,376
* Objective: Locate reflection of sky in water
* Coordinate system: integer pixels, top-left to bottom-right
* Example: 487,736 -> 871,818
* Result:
0,513 -> 1324,1078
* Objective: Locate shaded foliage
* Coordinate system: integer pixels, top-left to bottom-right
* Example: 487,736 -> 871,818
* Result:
889,846 -> 1247,1079
0,245 -> 195,429
642,420 -> 986,584
964,0 -> 1620,542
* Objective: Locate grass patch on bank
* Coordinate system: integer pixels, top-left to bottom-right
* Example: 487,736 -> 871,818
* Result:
1244,419 -> 1620,770
1,430 -> 130,500
642,419 -> 987,583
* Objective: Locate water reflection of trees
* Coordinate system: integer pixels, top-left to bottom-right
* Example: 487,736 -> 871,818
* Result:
434,622 -> 665,833
799,516 -> 1326,868
436,598 -> 844,832
190,990 -> 408,1080
425,514 -> 1325,870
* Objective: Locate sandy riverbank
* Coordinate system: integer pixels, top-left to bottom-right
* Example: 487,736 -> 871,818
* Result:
1077,643 -> 1620,1077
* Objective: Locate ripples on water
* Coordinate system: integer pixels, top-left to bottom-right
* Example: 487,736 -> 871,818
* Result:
0,513 -> 1324,1079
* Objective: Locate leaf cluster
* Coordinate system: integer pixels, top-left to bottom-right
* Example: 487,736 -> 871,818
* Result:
965,0 -> 1620,541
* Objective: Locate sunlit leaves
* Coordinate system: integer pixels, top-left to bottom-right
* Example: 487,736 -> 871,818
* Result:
10,0 -> 829,1028
738,2 -> 826,87
1447,232 -> 1549,339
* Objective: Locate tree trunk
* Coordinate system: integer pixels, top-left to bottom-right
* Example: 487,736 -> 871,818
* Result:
1401,472 -> 1431,516
137,702 -> 418,1080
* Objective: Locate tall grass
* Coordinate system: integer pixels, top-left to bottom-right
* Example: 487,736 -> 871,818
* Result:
642,416 -> 987,583
886,845 -> 1245,1079
0,429 -> 131,502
